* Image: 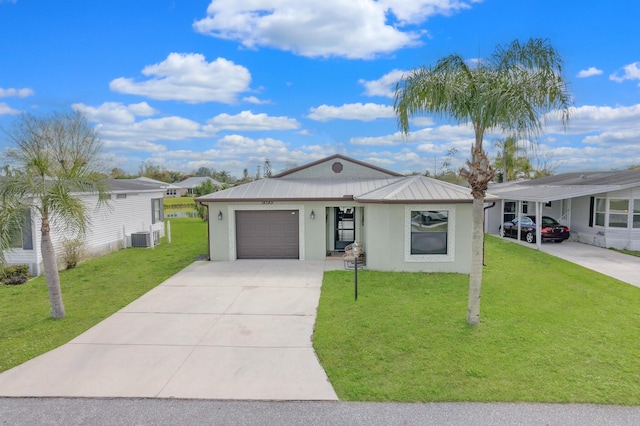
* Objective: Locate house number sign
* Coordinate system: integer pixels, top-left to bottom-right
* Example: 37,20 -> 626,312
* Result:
260,201 -> 274,205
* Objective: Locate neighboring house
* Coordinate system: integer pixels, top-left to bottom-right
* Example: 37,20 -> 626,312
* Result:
177,177 -> 224,196
485,170 -> 640,250
3,179 -> 166,275
196,154 -> 490,273
134,176 -> 182,198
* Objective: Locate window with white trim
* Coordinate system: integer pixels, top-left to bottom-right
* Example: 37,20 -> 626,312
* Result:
594,197 -> 606,226
410,210 -> 448,255
10,209 -> 33,250
634,199 -> 640,229
405,205 -> 455,262
151,198 -> 164,224
609,199 -> 629,228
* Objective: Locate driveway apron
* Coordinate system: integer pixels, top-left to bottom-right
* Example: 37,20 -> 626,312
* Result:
0,260 -> 338,400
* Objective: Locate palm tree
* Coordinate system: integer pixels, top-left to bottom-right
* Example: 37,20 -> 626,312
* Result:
394,38 -> 571,325
0,111 -> 109,318
493,136 -> 533,182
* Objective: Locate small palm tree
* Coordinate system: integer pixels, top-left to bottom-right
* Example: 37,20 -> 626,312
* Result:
0,111 -> 109,318
395,38 -> 571,324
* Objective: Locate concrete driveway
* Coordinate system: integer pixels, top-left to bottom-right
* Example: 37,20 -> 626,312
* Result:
0,260 -> 338,400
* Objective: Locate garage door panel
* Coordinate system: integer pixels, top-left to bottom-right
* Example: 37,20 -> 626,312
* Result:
236,210 -> 299,259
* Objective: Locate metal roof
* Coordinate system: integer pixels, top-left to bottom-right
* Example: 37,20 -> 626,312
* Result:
106,179 -> 167,192
177,176 -> 223,188
197,175 -> 494,203
196,177 -> 405,202
356,175 -> 491,203
488,169 -> 640,202
134,176 -> 181,189
197,155 -> 500,204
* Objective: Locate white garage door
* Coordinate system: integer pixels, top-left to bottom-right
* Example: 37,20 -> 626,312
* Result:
235,210 -> 299,259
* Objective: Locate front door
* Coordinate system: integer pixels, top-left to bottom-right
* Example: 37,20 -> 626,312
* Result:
334,207 -> 355,251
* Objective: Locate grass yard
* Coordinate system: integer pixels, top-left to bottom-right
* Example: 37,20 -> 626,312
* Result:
163,196 -> 196,208
314,235 -> 640,404
0,219 -> 207,374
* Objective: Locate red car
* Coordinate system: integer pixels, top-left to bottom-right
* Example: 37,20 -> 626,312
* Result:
500,215 -> 570,243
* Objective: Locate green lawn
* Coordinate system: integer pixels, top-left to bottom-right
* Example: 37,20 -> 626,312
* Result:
0,219 -> 207,373
163,196 -> 195,208
314,235 -> 640,404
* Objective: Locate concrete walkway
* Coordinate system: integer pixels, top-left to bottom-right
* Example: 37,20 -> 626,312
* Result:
504,238 -> 640,288
0,260 -> 338,400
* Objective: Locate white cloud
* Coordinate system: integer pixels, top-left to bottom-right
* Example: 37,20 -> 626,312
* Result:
109,53 -> 254,104
0,87 -> 34,98
350,123 -> 474,146
0,102 -> 21,115
307,103 -> 395,122
576,67 -> 603,78
103,139 -> 167,153
543,104 -> 640,136
194,1 -> 479,59
359,69 -> 406,97
242,96 -> 270,104
410,116 -> 435,127
99,116 -> 205,143
610,62 -> 640,84
73,102 -> 158,124
204,110 -> 300,132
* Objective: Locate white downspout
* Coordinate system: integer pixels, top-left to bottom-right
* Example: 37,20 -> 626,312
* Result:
535,201 -> 542,251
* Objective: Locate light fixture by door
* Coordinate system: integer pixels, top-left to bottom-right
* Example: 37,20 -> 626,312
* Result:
310,210 -> 315,220
218,210 -> 223,220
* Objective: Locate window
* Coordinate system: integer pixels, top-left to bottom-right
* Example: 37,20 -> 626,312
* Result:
634,200 -> 640,229
151,198 -> 164,224
410,210 -> 448,255
10,209 -> 33,250
166,189 -> 177,196
609,199 -> 629,228
594,198 -> 606,226
116,193 -> 127,199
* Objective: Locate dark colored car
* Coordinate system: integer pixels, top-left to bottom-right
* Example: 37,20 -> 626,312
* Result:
500,215 -> 570,243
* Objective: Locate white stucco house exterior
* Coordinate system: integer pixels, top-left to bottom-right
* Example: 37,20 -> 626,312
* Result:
3,179 -> 166,275
196,154 -> 490,273
485,170 -> 640,251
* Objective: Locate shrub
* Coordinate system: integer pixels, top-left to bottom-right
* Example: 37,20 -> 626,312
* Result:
1,264 -> 29,285
62,238 -> 85,269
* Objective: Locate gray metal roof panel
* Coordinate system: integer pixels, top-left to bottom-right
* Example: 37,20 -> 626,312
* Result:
197,176 -> 494,203
356,176 -> 491,202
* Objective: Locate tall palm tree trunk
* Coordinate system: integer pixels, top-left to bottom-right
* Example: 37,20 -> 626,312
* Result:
40,213 -> 65,319
466,197 -> 485,325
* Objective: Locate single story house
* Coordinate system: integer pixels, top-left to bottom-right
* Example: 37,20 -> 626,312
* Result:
177,176 -> 224,196
196,154 -> 489,273
134,176 -> 182,198
485,170 -> 640,251
3,178 -> 166,275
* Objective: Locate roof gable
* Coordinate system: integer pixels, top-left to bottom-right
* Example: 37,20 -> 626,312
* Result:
273,154 -> 402,179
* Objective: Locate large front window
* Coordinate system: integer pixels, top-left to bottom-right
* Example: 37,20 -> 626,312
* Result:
411,210 -> 448,255
634,200 -> 640,229
609,199 -> 629,228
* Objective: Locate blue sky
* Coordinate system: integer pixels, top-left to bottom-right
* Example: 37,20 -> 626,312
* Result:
1,0 -> 639,177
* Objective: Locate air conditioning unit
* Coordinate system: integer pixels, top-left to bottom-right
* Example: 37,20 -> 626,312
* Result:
131,232 -> 152,248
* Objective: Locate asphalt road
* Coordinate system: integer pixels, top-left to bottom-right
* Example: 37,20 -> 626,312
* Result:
2,398 -> 640,425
